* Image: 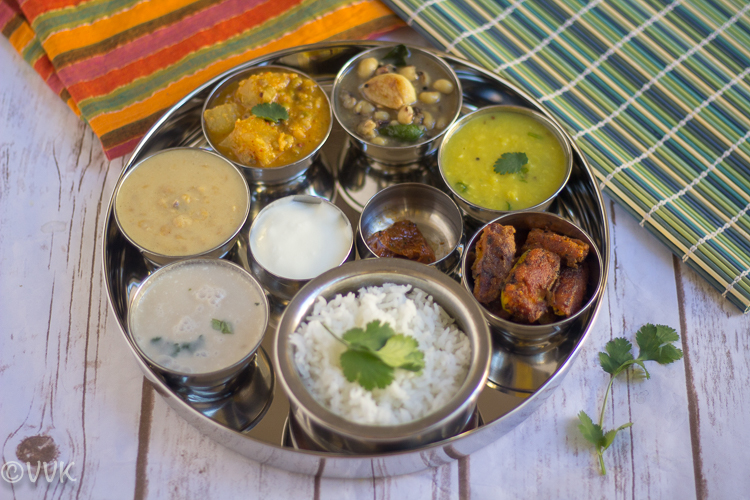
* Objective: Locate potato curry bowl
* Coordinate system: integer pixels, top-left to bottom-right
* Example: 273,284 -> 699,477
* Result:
202,66 -> 332,184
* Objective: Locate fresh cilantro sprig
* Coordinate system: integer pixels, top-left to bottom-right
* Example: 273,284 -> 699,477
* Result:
493,152 -> 528,176
578,324 -> 683,475
251,102 -> 288,123
382,44 -> 410,67
322,320 -> 425,390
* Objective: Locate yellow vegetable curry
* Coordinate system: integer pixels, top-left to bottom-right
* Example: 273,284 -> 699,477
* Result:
204,70 -> 330,168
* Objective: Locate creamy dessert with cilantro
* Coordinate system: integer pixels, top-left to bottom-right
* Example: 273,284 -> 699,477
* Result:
289,283 -> 471,425
334,45 -> 461,147
249,196 -> 352,280
441,109 -> 568,211
203,68 -> 330,168
115,148 -> 248,257
130,259 -> 267,374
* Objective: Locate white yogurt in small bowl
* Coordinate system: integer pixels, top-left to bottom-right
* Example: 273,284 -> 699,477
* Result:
248,195 -> 354,301
128,258 -> 269,399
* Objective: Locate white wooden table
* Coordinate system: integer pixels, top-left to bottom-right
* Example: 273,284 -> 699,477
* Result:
1,29 -> 749,500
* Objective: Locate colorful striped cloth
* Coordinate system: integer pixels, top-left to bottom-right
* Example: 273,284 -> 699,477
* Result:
0,0 -> 403,159
382,0 -> 750,313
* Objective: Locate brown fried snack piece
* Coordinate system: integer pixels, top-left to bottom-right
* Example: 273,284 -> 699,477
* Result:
501,248 -> 561,323
522,228 -> 590,267
365,220 -> 436,264
549,261 -> 590,317
471,223 -> 516,304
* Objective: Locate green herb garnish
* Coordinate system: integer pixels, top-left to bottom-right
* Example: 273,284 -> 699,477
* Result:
168,335 -> 203,358
380,123 -> 425,142
150,337 -> 162,344
170,335 -> 204,357
578,324 -> 683,475
382,44 -> 410,67
323,320 -> 425,391
211,319 -> 233,334
455,182 -> 468,193
506,202 -> 512,211
251,102 -> 288,123
493,152 -> 528,175
528,132 -> 543,139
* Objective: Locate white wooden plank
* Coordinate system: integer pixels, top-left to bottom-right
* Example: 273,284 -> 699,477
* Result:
140,391 -> 315,499
316,462 -> 456,499
673,254 -> 750,499
0,39 -> 142,499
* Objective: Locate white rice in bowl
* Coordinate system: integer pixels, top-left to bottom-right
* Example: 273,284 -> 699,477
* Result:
289,283 -> 471,426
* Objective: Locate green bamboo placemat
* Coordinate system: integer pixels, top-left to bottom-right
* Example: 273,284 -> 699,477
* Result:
383,0 -> 750,313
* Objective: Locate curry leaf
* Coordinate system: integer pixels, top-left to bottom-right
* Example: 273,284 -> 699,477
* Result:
251,102 -> 288,123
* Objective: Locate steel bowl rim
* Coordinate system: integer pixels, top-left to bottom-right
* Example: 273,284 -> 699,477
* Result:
357,182 -> 464,267
437,105 -> 573,215
460,212 -> 604,333
274,258 -> 491,443
201,64 -> 333,182
112,146 -> 250,262
331,44 -> 463,151
126,257 -> 270,378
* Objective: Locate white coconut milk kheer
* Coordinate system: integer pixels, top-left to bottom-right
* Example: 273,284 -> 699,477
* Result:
130,260 -> 267,374
250,198 -> 352,280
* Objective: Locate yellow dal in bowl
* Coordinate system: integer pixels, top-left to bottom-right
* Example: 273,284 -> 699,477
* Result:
115,149 -> 248,257
441,111 -> 567,211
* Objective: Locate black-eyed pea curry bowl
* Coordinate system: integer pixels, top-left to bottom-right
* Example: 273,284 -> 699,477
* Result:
332,44 -> 462,165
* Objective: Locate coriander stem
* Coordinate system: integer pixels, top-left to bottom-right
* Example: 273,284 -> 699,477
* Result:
598,451 -> 607,475
598,375 -> 616,428
321,323 -> 349,347
598,360 -> 637,427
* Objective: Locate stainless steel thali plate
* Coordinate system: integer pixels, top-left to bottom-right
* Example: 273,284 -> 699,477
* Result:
102,41 -> 609,479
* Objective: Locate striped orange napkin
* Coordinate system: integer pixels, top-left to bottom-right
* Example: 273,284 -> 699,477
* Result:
1,0 -> 403,159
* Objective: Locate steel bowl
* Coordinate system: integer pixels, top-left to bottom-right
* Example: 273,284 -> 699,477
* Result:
356,183 -> 465,276
438,105 -> 573,225
274,258 -> 491,453
127,258 -> 272,404
461,212 -> 603,350
113,147 -> 250,268
202,65 -> 333,185
248,195 -> 355,302
332,45 -> 463,166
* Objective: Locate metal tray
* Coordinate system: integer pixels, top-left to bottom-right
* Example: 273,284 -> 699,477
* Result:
102,41 -> 609,479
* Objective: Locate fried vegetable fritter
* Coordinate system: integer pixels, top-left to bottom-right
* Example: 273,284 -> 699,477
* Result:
471,223 -> 516,304
522,228 -> 590,267
501,248 -> 561,323
366,220 -> 436,264
549,261 -> 589,317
